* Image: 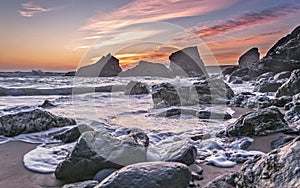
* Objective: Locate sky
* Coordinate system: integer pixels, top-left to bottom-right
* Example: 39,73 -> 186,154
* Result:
0,0 -> 299,71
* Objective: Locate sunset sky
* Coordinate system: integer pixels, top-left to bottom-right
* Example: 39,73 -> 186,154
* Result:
0,0 -> 299,71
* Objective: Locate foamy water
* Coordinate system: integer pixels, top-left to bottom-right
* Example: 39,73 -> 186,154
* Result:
0,73 -> 263,173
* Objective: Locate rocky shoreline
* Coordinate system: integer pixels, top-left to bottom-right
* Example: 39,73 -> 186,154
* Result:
0,25 -> 300,187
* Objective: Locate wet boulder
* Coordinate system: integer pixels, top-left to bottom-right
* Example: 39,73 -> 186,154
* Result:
235,137 -> 300,188
124,81 -> 149,95
55,130 -> 149,182
284,103 -> 300,123
95,162 -> 191,188
53,124 -> 94,143
275,69 -> 300,97
0,109 -> 76,137
225,107 -> 290,136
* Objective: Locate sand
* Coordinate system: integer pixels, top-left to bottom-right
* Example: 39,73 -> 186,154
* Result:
0,141 -> 63,188
0,132 -> 285,188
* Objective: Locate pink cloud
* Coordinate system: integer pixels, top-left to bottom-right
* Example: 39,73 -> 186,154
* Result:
192,5 -> 300,39
19,2 -> 57,17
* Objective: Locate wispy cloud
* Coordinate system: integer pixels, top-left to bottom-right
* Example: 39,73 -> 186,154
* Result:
19,2 -> 58,17
191,5 -> 300,38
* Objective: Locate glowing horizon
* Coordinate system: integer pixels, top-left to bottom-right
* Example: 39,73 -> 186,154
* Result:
0,0 -> 299,71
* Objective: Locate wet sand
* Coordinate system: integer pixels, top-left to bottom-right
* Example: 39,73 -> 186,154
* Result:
0,141 -> 64,188
0,134 -> 285,187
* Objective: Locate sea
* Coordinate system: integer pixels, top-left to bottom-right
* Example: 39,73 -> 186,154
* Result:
0,72 -> 260,174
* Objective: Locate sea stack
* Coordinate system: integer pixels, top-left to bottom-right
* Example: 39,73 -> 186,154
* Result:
76,54 -> 122,77
169,46 -> 208,77
238,47 -> 260,67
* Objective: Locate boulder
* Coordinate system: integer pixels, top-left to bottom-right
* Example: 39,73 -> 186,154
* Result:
229,93 -> 273,109
238,47 -> 260,67
253,81 -> 283,93
151,83 -> 181,108
119,61 -> 172,77
222,65 -> 239,76
95,162 -> 191,188
196,111 -> 232,120
259,25 -> 300,73
55,130 -> 149,182
76,54 -> 122,77
151,79 -> 234,108
273,71 -> 291,80
53,124 -> 94,143
0,109 -> 76,137
154,140 -> 197,165
169,46 -> 208,77
124,81 -> 149,95
272,96 -> 292,107
225,107 -> 290,136
275,69 -> 300,97
235,137 -> 300,188
62,180 -> 98,188
284,103 -> 300,123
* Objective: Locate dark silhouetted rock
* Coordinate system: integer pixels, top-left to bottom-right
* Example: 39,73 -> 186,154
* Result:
238,47 -> 260,67
65,71 -> 76,76
53,124 -> 94,143
222,65 -> 239,76
225,107 -> 290,136
119,61 -> 172,77
38,100 -> 56,108
258,25 -> 300,73
235,137 -> 300,188
124,81 -> 149,95
63,180 -> 98,188
95,162 -> 191,188
169,46 -> 208,77
275,69 -> 300,97
76,54 -> 122,77
0,109 -> 76,137
196,111 -> 232,120
55,130 -> 149,182
272,96 -> 292,107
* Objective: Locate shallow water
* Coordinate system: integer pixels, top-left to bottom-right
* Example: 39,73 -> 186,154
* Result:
0,73 -> 264,173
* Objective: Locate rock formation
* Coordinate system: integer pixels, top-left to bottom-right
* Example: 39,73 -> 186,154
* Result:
238,47 -> 260,67
76,54 -> 122,77
119,61 -> 172,77
169,46 -> 208,77
0,109 -> 76,137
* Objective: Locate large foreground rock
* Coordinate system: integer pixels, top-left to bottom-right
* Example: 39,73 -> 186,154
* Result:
55,130 -> 149,182
169,46 -> 208,77
235,137 -> 300,187
238,47 -> 260,67
119,61 -> 172,77
0,109 -> 76,137
76,54 -> 122,77
95,162 -> 191,188
275,69 -> 300,97
225,107 -> 290,136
